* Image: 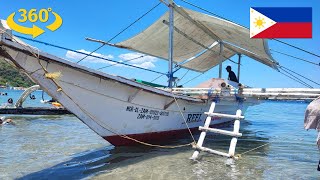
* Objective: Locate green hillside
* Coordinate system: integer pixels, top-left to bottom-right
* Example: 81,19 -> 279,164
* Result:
0,58 -> 35,87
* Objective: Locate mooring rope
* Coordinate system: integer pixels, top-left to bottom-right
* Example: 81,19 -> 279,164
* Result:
46,80 -> 194,149
163,19 -> 238,65
78,1 -> 162,63
234,142 -> 271,159
179,0 -> 320,58
14,35 -> 167,76
273,39 -> 320,59
3,34 -> 64,98
61,87 -> 193,149
58,84 -> 194,149
280,66 -> 320,86
271,49 -> 320,67
179,69 -> 190,82
2,3 -> 319,154
97,55 -> 145,70
150,74 -> 165,83
171,92 -> 197,143
181,72 -> 205,86
278,71 -> 313,88
280,67 -> 314,88
1,30 -> 194,149
179,0 -> 247,29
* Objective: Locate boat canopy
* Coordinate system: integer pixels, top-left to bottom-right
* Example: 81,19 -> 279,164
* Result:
114,5 -> 278,72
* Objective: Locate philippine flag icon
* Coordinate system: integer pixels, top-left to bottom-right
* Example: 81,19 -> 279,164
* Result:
250,7 -> 312,38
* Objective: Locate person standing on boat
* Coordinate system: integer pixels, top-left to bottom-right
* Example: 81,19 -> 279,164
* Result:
226,66 -> 239,83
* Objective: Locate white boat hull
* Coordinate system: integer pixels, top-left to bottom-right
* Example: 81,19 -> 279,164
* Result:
0,41 -> 259,146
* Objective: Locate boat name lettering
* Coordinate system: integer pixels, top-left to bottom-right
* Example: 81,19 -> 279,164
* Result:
186,114 -> 202,123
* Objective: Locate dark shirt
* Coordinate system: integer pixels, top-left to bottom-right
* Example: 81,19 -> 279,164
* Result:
228,71 -> 239,83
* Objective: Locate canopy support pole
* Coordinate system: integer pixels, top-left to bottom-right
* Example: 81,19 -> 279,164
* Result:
237,54 -> 241,81
167,0 -> 175,88
219,63 -> 222,78
218,42 -> 223,78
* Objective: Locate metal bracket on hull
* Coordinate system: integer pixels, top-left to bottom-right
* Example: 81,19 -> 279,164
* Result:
128,89 -> 143,103
191,102 -> 244,159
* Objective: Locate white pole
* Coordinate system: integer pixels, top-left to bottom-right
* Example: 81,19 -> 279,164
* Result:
191,102 -> 216,160
168,0 -> 174,88
237,54 -> 241,82
228,109 -> 242,157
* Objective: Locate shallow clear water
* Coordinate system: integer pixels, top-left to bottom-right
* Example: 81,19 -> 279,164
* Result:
0,90 -> 319,179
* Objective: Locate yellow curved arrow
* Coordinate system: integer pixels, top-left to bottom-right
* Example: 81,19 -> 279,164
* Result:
6,12 -> 44,38
46,12 -> 62,31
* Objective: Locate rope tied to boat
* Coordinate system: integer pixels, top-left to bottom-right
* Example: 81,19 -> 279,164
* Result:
171,91 -> 197,144
2,31 -> 196,148
234,142 -> 271,159
45,71 -> 62,80
81,1 -> 162,64
1,29 -> 64,92
60,80 -> 196,148
44,71 -> 63,91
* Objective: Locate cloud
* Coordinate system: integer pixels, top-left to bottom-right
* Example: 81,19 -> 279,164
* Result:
133,62 -> 156,69
65,51 -> 157,69
66,49 -> 114,64
118,52 -> 157,69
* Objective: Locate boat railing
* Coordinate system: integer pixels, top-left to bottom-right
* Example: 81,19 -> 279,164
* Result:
170,87 -> 320,99
171,87 -> 234,97
241,88 -> 320,98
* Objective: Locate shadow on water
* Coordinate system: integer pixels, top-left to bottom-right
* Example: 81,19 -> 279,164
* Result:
17,140 -> 190,179
18,121 -> 271,180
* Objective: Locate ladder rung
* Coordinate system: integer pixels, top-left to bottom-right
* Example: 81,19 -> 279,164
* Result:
204,112 -> 244,119
194,146 -> 231,158
199,126 -> 242,137
190,104 -> 243,160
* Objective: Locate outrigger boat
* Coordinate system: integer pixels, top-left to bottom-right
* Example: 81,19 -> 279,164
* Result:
0,1 -> 319,147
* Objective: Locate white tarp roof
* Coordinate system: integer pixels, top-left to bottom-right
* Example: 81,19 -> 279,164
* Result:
115,5 -> 278,72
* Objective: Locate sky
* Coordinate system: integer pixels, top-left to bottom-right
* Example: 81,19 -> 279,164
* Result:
1,0 -> 319,88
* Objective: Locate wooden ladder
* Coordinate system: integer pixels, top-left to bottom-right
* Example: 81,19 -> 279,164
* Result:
191,102 -> 244,160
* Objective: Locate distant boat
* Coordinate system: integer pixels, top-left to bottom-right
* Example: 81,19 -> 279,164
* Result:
0,1 -> 319,146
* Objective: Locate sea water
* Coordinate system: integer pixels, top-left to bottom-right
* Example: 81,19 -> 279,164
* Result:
0,90 -> 319,179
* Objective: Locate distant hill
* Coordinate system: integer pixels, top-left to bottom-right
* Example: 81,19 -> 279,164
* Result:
0,58 -> 35,87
